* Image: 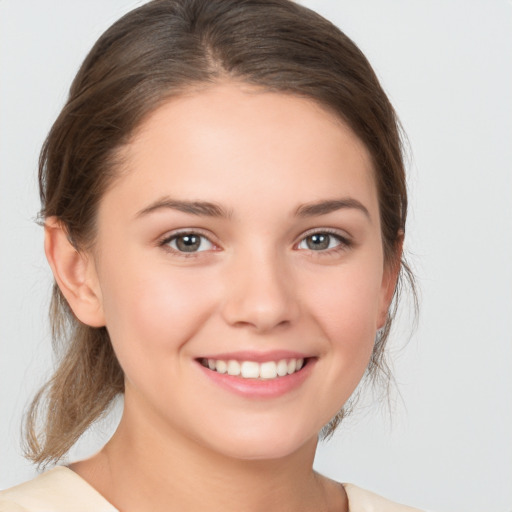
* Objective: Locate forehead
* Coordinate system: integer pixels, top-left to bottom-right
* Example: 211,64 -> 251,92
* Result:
105,83 -> 378,220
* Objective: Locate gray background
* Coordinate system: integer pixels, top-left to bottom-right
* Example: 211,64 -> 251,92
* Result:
1,1 -> 511,511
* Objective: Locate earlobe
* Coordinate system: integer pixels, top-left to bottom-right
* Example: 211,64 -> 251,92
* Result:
44,217 -> 105,327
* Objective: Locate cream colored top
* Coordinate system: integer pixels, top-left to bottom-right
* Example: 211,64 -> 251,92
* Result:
0,467 -> 426,512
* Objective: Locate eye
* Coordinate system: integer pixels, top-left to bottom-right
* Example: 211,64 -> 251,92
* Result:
297,232 -> 347,251
163,232 -> 215,253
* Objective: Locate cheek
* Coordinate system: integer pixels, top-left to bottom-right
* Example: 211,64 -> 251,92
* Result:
306,264 -> 383,338
98,260 -> 218,374
303,262 -> 383,388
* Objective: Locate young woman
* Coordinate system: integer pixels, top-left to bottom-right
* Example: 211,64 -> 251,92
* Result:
0,1 -> 425,510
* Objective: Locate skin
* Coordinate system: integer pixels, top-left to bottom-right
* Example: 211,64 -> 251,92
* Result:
45,83 -> 399,512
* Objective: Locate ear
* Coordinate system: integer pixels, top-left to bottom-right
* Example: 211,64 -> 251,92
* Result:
44,217 -> 105,327
377,235 -> 404,330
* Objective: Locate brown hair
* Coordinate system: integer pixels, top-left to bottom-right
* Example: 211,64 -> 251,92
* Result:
25,0 -> 414,466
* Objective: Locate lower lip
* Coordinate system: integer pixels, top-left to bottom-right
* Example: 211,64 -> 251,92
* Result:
196,359 -> 315,399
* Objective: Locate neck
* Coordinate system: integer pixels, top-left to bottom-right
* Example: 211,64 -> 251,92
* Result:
72,395 -> 347,512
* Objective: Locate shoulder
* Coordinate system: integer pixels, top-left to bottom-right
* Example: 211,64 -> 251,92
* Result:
343,483 -> 427,512
0,467 -> 118,512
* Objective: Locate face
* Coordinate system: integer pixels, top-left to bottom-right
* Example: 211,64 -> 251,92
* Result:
87,83 -> 395,460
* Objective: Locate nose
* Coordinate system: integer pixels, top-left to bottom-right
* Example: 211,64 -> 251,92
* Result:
220,249 -> 300,333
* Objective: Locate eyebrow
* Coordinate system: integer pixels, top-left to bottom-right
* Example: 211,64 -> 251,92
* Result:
136,197 -> 232,219
295,198 -> 371,219
135,196 -> 370,220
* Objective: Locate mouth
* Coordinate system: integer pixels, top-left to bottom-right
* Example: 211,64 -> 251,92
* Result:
198,357 -> 309,380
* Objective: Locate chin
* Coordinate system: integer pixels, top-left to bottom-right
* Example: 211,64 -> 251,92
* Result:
192,419 -> 320,462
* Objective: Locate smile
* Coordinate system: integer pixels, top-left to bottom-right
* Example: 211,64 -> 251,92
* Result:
199,358 -> 305,380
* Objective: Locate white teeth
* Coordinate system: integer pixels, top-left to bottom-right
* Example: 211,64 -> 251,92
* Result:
287,359 -> 297,375
241,361 -> 260,378
276,359 -> 288,377
216,360 -> 227,374
203,357 -> 306,380
227,360 -> 241,376
260,361 -> 277,379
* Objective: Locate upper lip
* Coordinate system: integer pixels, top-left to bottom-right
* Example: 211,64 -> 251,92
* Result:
196,350 -> 311,363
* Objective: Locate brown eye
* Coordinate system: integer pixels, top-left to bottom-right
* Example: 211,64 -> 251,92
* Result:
166,233 -> 214,253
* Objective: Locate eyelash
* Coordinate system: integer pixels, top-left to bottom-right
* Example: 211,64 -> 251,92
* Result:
296,228 -> 352,256
158,230 -> 217,258
158,228 -> 352,258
